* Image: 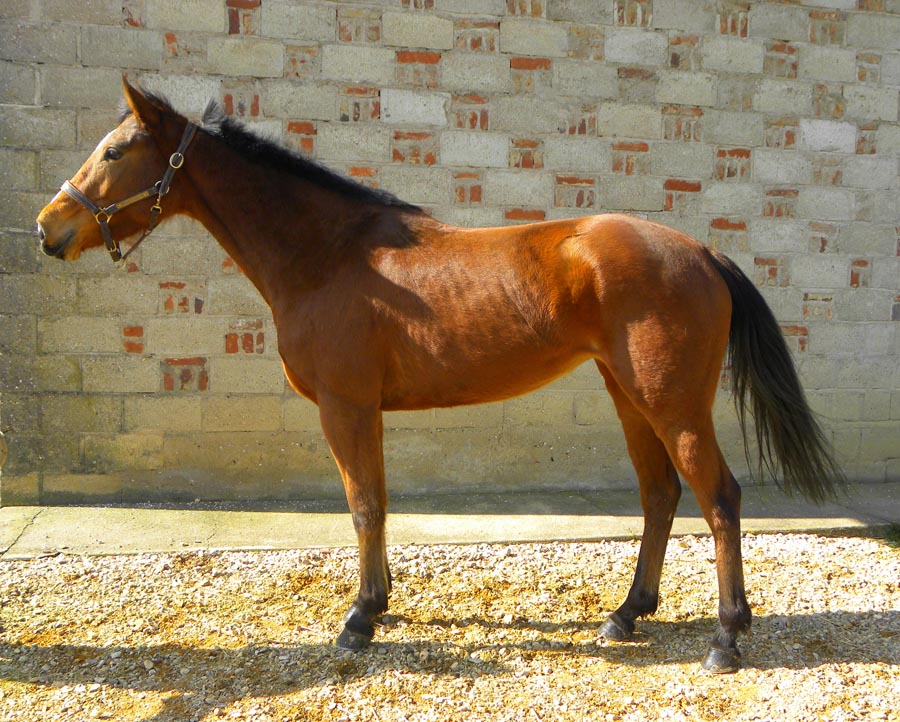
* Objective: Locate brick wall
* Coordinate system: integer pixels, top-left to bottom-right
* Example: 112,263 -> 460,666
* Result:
1,0 -> 898,504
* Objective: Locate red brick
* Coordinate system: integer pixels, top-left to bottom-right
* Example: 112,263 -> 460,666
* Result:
710,218 -> 746,231
162,357 -> 209,393
555,176 -> 595,209
664,179 -> 702,192
392,131 -> 437,165
781,325 -> 808,353
507,0 -> 543,16
612,141 -> 650,152
510,138 -> 543,169
510,57 -> 552,71
505,208 -> 545,221
396,51 -> 441,65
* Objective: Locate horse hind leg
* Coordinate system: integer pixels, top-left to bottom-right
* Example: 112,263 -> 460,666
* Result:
596,363 -> 682,641
596,361 -> 749,672
659,418 -> 750,673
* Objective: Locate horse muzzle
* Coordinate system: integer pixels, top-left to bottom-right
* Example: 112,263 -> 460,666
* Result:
36,221 -> 74,260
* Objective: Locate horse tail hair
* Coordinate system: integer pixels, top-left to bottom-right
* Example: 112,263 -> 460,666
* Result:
705,248 -> 845,503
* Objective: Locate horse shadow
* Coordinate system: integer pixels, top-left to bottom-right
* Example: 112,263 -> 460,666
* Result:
3,609 -> 897,721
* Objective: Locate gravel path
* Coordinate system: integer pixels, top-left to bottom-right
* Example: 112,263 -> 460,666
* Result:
2,533 -> 898,721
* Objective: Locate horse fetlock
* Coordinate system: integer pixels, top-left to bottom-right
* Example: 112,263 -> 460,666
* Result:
719,599 -> 752,635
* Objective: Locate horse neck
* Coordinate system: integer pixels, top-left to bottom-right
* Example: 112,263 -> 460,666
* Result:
178,128 -> 370,305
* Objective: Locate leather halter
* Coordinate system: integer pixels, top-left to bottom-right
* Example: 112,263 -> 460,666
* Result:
60,122 -> 198,262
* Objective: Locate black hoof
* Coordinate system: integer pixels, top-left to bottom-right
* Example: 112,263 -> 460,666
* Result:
598,614 -> 634,642
336,626 -> 373,651
702,645 -> 741,674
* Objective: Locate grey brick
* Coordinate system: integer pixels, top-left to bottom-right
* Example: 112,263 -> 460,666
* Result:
600,176 -> 664,212
543,136 -> 609,172
440,52 -> 511,93
597,103 -> 661,139
383,12 -> 454,50
798,45 -> 856,84
378,166 -> 451,205
843,86 -> 899,123
484,169 -> 552,207
493,96 -> 566,134
798,119 -> 856,153
147,0 -> 223,33
547,0 -> 614,23
847,12 -> 900,51
381,89 -> 450,127
42,0 -> 122,25
702,36 -> 764,74
207,37 -> 284,78
440,131 -> 508,168
316,122 -> 390,162
752,149 -> 812,185
436,0 -> 506,15
261,1 -> 335,42
40,66 -> 124,109
81,27 -> 162,71
650,142 -> 714,178
137,74 -> 223,116
701,182 -> 762,217
0,22 -> 77,65
604,27 -> 668,67
703,110 -> 764,147
0,148 -> 38,191
0,61 -> 35,104
748,3 -> 808,41
320,44 -> 396,85
841,156 -> 898,191
655,71 -> 717,107
652,0 -> 716,33
753,79 -> 813,117
499,18 -> 568,58
796,187 -> 855,222
552,60 -> 618,99
263,81 -> 336,121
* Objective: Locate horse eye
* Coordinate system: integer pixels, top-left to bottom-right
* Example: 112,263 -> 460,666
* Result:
103,147 -> 123,161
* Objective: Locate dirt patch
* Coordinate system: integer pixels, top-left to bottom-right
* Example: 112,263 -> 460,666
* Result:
1,534 -> 898,721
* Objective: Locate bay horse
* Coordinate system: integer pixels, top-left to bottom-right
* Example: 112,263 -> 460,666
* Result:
36,81 -> 843,673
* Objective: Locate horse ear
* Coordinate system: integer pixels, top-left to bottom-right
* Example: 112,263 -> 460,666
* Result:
122,77 -> 161,128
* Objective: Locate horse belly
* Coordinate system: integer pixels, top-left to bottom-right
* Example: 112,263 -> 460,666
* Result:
380,332 -> 594,410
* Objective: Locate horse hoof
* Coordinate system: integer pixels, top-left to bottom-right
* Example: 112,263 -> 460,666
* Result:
598,615 -> 634,642
336,627 -> 373,651
702,645 -> 741,674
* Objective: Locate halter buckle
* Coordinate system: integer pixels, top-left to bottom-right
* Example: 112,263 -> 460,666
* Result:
169,152 -> 185,169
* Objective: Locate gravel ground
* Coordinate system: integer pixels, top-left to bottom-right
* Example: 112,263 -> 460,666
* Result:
1,533 -> 898,722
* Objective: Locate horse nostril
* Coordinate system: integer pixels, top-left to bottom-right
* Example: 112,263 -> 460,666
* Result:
37,224 -> 46,242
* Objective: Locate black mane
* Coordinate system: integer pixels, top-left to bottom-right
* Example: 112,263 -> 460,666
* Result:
122,90 -> 422,212
200,100 -> 422,212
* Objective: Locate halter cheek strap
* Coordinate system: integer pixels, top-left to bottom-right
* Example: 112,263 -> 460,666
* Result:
61,122 -> 198,263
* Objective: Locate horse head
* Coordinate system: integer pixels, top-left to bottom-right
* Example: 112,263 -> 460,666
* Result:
36,79 -> 192,262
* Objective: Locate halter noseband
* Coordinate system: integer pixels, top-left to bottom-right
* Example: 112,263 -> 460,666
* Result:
60,122 -> 198,263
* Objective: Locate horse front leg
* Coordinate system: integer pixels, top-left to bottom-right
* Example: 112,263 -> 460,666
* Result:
318,395 -> 390,650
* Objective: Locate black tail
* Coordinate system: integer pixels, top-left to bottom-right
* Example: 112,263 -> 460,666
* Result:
705,249 -> 845,503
